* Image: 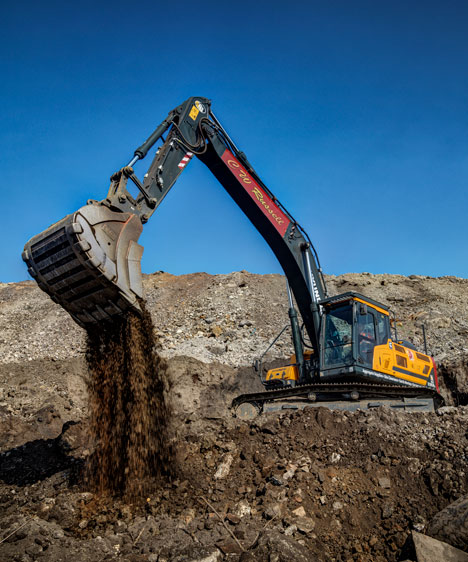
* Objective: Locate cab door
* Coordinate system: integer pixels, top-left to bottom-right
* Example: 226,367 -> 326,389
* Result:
356,306 -> 377,368
355,304 -> 391,369
321,303 -> 354,370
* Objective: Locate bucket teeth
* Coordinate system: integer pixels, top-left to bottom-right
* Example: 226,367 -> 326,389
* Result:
23,204 -> 144,328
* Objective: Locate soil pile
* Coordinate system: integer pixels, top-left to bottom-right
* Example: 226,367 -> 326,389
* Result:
2,272 -> 467,382
85,301 -> 172,495
1,271 -> 468,561
1,405 -> 468,561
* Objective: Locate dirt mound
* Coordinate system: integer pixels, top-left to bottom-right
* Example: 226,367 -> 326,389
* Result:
438,357 -> 468,406
1,406 -> 468,561
1,271 -> 468,560
4,272 -> 467,369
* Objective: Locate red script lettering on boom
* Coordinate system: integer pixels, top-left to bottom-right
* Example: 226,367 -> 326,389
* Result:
222,149 -> 290,237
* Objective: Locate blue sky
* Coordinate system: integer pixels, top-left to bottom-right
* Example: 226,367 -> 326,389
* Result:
2,0 -> 467,283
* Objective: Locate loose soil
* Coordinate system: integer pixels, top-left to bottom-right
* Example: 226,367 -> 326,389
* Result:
1,271 -> 468,561
1,405 -> 468,561
85,301 -> 172,496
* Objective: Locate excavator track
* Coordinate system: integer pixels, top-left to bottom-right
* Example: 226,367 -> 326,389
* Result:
232,382 -> 443,419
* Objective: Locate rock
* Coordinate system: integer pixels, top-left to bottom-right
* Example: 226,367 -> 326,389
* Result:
216,539 -> 243,555
284,524 -> 297,536
226,513 -> 240,525
330,452 -> 341,463
181,508 -> 196,524
58,420 -> 92,458
427,495 -> 468,551
233,500 -> 251,518
33,405 -> 63,439
269,474 -> 284,486
292,506 -> 306,518
381,503 -> 394,519
378,476 -> 391,489
195,550 -> 223,562
283,464 -> 297,481
412,531 -> 468,562
47,495 -> 79,528
295,516 -> 315,534
264,504 -> 283,520
252,530 -> 312,561
214,453 -> 233,479
210,326 -> 223,338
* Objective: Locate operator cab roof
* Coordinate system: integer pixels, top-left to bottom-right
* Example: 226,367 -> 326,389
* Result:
320,291 -> 390,314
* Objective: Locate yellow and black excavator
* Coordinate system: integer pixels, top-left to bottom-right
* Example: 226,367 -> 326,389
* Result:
22,97 -> 442,417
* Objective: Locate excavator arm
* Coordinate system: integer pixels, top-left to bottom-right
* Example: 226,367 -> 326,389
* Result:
23,97 -> 326,352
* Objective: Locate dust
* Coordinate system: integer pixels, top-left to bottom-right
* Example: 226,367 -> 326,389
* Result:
85,300 -> 173,495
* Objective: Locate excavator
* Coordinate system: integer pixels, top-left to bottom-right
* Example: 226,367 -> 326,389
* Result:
22,96 -> 442,417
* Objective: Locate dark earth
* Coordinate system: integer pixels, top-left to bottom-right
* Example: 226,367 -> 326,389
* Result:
1,271 -> 468,561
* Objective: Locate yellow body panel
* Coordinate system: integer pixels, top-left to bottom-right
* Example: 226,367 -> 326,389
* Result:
265,364 -> 299,383
265,350 -> 313,384
373,341 -> 432,387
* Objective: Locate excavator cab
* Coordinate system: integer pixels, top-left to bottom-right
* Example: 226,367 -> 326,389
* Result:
262,293 -> 393,389
319,292 -> 438,392
253,292 -> 439,417
320,293 -> 389,374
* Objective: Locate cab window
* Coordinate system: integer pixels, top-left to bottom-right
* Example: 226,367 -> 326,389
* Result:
323,304 -> 353,367
357,311 -> 376,366
375,311 -> 389,344
358,312 -> 375,341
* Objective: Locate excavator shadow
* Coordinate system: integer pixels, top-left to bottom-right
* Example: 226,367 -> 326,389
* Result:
0,423 -> 83,487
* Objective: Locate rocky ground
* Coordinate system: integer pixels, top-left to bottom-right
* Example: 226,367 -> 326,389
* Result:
0,271 -> 468,561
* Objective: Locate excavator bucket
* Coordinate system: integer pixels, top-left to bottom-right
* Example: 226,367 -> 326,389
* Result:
22,204 -> 144,328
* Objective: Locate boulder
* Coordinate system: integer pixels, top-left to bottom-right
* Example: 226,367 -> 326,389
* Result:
427,495 -> 468,551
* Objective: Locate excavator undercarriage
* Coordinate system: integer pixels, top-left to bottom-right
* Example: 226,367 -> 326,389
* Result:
232,382 -> 442,420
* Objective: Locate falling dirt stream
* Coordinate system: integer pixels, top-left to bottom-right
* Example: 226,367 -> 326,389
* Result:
85,301 -> 173,495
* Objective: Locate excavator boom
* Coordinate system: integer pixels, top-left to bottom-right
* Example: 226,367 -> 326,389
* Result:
23,97 -> 326,343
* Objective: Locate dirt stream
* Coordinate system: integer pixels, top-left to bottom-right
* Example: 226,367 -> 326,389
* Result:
0,271 -> 468,561
85,301 -> 172,495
